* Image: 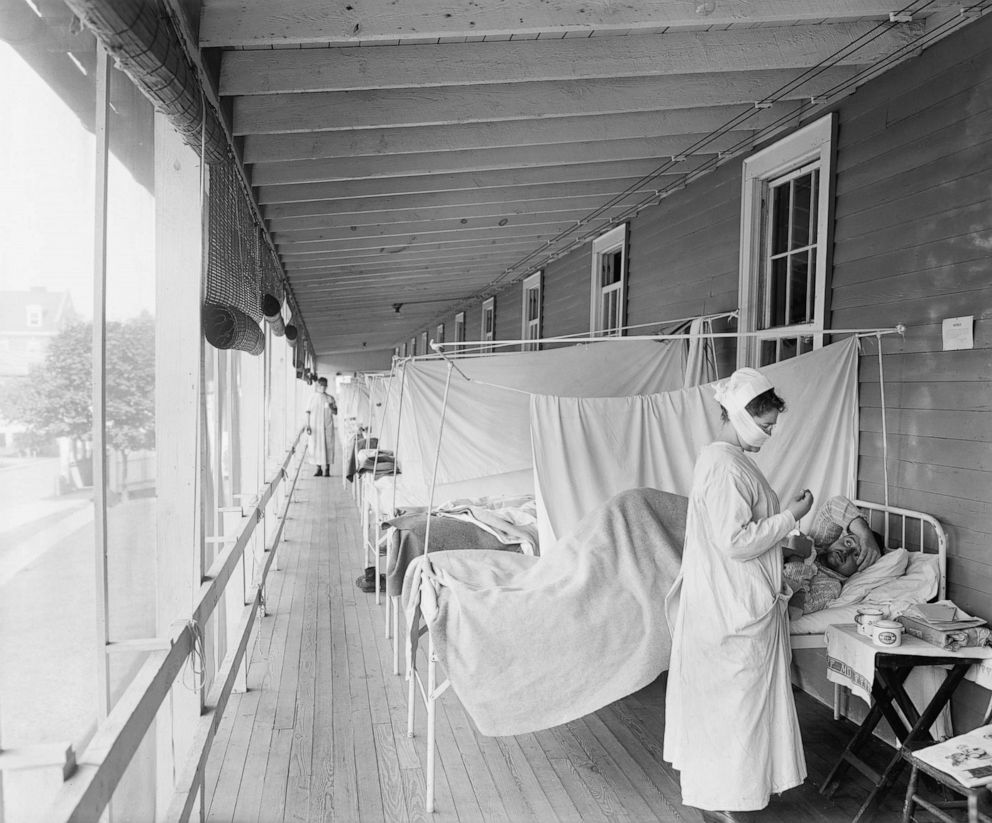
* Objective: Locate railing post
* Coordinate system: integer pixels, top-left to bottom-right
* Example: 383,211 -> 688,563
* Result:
220,506 -> 249,693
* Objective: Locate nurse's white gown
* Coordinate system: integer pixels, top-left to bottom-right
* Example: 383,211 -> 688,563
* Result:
664,441 -> 806,811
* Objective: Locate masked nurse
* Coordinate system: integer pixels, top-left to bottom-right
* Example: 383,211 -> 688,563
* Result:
663,368 -> 815,823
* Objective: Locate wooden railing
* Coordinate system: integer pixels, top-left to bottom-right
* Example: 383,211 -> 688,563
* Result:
44,429 -> 308,823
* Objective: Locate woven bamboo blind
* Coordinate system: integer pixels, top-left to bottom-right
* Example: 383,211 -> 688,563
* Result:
206,160 -> 262,325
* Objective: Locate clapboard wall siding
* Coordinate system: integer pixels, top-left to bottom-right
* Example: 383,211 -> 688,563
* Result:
416,21 -> 992,725
829,14 -> 992,728
495,281 -> 524,345
540,248 -> 591,339
860,380 -> 992,414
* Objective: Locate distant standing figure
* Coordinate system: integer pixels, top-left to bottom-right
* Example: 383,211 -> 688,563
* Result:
306,377 -> 337,476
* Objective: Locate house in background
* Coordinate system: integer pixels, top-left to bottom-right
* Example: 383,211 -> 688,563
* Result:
0,285 -> 76,453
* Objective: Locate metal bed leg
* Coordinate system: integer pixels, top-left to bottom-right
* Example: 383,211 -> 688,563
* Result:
407,650 -> 417,738
426,638 -> 438,814
384,583 -> 391,638
374,533 -> 382,605
392,598 -> 401,676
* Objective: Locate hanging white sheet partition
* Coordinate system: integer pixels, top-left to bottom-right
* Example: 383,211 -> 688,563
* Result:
337,378 -> 368,423
399,339 -> 700,503
531,337 -> 860,551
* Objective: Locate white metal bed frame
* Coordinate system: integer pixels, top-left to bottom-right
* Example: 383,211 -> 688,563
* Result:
404,497 -> 948,813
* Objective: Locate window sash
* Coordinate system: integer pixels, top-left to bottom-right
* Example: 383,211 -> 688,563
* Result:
522,272 -> 542,352
589,225 -> 627,336
738,115 -> 833,367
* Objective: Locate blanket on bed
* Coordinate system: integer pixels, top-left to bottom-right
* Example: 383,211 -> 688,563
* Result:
402,487 -> 686,736
385,514 -> 523,597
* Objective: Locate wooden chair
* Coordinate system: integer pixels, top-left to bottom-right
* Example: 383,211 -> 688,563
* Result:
902,695 -> 992,823
900,742 -> 992,823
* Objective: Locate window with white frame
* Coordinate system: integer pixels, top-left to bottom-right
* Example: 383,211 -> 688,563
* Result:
454,311 -> 465,343
521,271 -> 542,351
409,336 -> 417,356
400,342 -> 407,357
738,114 -> 834,367
26,305 -> 43,327
481,297 -> 495,353
589,224 -> 627,336
436,323 -> 445,344
420,331 -> 428,354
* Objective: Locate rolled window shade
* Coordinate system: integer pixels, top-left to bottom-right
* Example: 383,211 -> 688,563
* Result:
261,293 -> 286,337
62,0 -> 227,164
202,302 -> 264,356
205,161 -> 263,322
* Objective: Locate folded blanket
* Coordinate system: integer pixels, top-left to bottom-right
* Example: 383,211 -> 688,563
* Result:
385,514 -> 522,597
436,500 -> 539,555
403,487 -> 686,736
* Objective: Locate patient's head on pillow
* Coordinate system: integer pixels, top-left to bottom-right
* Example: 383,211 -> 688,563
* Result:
821,528 -> 883,577
821,541 -> 859,577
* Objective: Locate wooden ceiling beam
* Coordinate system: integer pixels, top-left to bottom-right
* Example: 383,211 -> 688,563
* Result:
278,217 -> 604,248
272,206 -> 632,240
283,244 -> 547,272
262,178 -> 655,220
266,195 -> 644,232
243,105 -> 798,163
256,159 -> 696,204
279,222 -> 611,256
285,252 -> 542,276
232,69 -> 859,134
200,0 -> 956,47
249,134 -> 741,186
294,275 -> 486,291
220,23 -> 919,94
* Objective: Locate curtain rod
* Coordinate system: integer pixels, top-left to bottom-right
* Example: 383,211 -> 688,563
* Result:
551,309 -> 739,340
418,325 -> 905,356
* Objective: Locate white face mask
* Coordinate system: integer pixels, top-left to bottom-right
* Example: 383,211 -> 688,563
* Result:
729,405 -> 771,449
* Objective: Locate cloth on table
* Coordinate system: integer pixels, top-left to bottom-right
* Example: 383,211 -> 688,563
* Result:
402,487 -> 686,737
384,514 -> 523,598
824,625 -> 992,738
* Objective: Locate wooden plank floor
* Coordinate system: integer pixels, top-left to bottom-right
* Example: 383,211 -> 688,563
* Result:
206,473 -> 911,823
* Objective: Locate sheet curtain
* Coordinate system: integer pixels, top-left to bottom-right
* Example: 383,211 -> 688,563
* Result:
373,339 -> 714,507
531,337 -> 860,552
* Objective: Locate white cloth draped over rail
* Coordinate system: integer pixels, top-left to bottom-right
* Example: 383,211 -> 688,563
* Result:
382,339 -> 715,506
530,337 -> 861,552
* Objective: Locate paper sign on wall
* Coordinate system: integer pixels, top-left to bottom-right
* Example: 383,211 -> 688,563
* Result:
942,316 -> 974,351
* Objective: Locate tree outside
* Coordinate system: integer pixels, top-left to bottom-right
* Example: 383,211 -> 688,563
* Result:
1,315 -> 155,497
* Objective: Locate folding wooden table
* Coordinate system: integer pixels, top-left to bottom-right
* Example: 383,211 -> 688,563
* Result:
820,625 -> 992,823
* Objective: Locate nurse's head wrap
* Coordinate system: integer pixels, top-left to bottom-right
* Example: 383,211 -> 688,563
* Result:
713,367 -> 776,449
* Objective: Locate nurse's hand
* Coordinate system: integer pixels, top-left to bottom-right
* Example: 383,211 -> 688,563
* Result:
786,489 -> 814,520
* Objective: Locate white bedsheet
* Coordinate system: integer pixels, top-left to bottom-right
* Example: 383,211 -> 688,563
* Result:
790,550 -> 940,635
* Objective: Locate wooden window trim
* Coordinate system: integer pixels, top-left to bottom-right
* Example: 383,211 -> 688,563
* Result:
589,224 -> 628,336
521,270 -> 542,351
738,114 -> 835,367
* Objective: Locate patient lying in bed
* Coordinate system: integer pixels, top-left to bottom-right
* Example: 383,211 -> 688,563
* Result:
783,496 -> 883,616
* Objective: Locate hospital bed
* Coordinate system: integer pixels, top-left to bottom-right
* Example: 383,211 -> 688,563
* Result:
402,496 -> 947,812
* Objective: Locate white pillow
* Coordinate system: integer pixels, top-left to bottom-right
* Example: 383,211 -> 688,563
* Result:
863,552 -> 940,609
832,548 -> 909,607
